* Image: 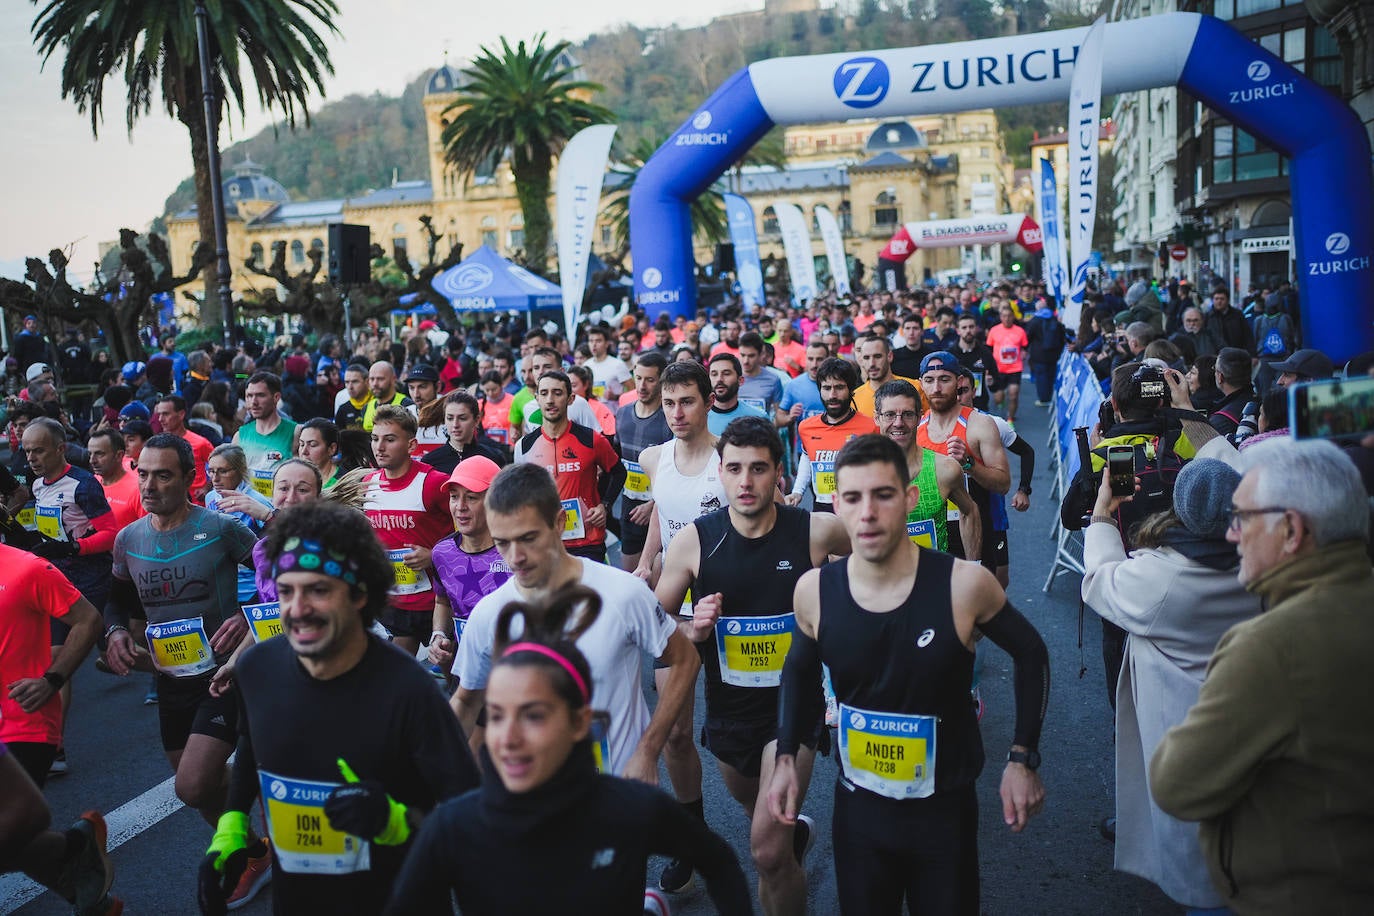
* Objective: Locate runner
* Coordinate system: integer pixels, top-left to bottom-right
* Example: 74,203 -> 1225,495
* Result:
788,358 -> 877,513
614,352 -> 671,573
873,380 -> 980,556
774,340 -> 829,433
450,462 -> 700,783
153,395 -> 214,501
738,332 -> 784,420
950,313 -> 1001,412
361,362 -> 413,432
706,353 -> 767,435
232,372 -> 298,500
405,365 -> 447,458
334,364 -> 373,430
986,305 -> 1028,425
916,352 -> 1011,562
513,370 -> 625,564
24,416 -> 120,777
586,323 -> 632,407
851,334 -> 923,420
102,434 -> 273,910
197,501 -> 479,915
655,416 -> 851,913
426,457 -> 513,680
768,434 -> 1050,914
956,369 -> 1035,588
361,405 -> 452,657
418,391 -> 506,475
477,371 -> 515,448
294,418 -> 341,488
509,347 -> 600,436
390,586 -> 751,915
88,428 -> 145,529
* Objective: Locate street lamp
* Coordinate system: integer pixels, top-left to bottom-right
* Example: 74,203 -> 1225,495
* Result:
194,0 -> 235,349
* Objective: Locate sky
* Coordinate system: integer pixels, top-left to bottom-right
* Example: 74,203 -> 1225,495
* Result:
1,0 -> 761,284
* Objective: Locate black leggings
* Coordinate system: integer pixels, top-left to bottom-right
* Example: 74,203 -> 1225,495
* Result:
833,780 -> 980,915
6,742 -> 57,790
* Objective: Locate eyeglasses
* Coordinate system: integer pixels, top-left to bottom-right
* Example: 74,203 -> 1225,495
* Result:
1225,505 -> 1289,531
876,410 -> 919,423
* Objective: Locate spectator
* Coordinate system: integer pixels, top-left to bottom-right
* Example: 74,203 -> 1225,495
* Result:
1151,438 -> 1374,912
1082,459 -> 1261,911
11,315 -> 51,370
1203,287 -> 1254,353
197,380 -> 239,438
183,350 -> 212,406
1270,348 -> 1333,390
1207,348 -> 1255,438
1187,355 -> 1222,413
1025,303 -> 1067,407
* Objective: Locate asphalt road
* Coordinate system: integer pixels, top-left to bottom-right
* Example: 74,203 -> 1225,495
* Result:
3,401 -> 1179,915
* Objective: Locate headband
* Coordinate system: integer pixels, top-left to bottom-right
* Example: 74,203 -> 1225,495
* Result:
271,536 -> 363,588
503,642 -> 590,703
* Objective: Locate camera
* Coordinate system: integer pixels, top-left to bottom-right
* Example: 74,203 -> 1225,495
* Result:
1123,364 -> 1167,409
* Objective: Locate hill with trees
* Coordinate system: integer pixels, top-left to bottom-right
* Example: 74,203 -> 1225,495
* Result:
156,0 -> 1099,225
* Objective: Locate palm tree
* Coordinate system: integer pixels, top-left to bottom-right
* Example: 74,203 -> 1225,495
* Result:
31,0 -> 339,323
441,35 -> 612,274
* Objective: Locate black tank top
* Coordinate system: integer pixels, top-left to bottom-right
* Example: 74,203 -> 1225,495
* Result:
694,505 -> 813,724
818,549 -> 983,793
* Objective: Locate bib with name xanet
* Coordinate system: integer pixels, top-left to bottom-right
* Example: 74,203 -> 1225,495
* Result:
145,617 -> 215,677
714,613 -> 794,688
259,769 -> 370,875
838,703 -> 937,800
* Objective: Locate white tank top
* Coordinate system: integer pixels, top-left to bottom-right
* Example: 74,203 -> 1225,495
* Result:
653,439 -> 725,552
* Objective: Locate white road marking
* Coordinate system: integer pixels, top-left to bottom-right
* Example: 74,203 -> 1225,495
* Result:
0,774 -> 184,911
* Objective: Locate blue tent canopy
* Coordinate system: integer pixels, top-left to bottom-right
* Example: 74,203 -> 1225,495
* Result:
423,244 -> 562,312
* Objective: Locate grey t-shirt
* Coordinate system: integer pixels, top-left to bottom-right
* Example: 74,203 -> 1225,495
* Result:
112,505 -> 258,630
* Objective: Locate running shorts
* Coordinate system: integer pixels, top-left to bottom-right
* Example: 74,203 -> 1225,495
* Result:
701,715 -> 828,780
156,673 -> 238,752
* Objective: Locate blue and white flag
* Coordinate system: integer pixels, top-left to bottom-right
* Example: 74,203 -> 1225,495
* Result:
556,123 -> 617,336
1065,15 -> 1106,331
774,203 -> 818,305
1037,158 -> 1070,311
814,205 -> 851,297
724,193 -> 765,308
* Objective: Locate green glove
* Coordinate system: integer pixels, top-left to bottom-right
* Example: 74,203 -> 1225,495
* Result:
205,810 -> 250,868
326,758 -> 412,846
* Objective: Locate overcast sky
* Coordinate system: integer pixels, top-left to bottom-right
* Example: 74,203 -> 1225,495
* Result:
1,0 -> 759,282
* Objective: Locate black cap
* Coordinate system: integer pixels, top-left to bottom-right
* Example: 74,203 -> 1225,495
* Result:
1270,348 -> 1333,380
404,364 -> 440,384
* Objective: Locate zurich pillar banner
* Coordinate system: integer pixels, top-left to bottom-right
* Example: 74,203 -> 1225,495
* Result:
1037,159 -> 1069,309
724,193 -> 766,308
774,203 -> 818,304
814,205 -> 851,297
556,124 -> 617,337
632,12 -> 1373,358
1065,16 -> 1106,332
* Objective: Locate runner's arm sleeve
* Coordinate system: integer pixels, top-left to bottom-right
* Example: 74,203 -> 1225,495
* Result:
103,575 -> 140,632
75,509 -> 119,555
977,602 -> 1049,752
596,440 -> 626,508
775,627 -> 824,757
651,789 -> 753,916
223,721 -> 260,815
791,453 -> 813,496
1007,435 -> 1035,493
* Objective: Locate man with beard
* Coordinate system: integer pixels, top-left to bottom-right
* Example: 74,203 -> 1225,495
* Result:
709,318 -> 744,359
706,354 -> 767,435
787,358 -> 878,513
951,313 -> 1001,412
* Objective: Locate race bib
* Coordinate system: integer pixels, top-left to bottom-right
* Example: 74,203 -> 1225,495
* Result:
972,370 -> 985,397
946,497 -> 961,522
623,460 -> 650,498
560,498 -> 586,541
906,517 -> 937,549
838,704 -> 937,800
592,382 -> 607,401
145,616 -> 215,678
998,345 -> 1019,365
486,426 -> 509,445
387,549 -> 432,596
16,502 -> 37,530
590,712 -> 612,775
249,468 -> 275,497
35,505 -> 66,541
259,769 -> 370,875
813,459 -> 836,498
741,397 -> 767,413
242,602 -> 283,643
715,613 -> 794,688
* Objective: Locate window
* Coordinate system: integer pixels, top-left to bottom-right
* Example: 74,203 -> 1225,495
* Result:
482,230 -> 498,248
508,229 -> 525,249
979,147 -> 990,158
393,237 -> 408,254
1211,122 -> 1284,184
290,239 -> 305,265
480,215 -> 497,229
837,200 -> 852,234
310,237 -> 324,252
872,191 -> 899,229
250,243 -> 264,267
762,206 -> 779,235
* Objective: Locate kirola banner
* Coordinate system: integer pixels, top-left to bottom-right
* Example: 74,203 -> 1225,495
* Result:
774,203 -> 818,304
1037,158 -> 1069,309
556,123 -> 617,338
630,13 -> 1373,359
1065,16 -> 1106,331
814,205 -> 851,297
724,193 -> 766,308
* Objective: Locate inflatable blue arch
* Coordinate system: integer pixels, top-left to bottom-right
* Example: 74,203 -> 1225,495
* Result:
629,12 -> 1373,361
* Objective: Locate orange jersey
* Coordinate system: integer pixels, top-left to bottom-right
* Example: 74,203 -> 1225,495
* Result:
796,412 -> 879,503
916,406 -> 981,466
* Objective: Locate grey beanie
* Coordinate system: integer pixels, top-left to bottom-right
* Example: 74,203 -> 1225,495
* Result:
1125,280 -> 1148,306
1173,458 -> 1242,540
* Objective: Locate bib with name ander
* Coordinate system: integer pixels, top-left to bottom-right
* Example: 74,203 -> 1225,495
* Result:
259,769 -> 371,875
714,613 -> 795,688
837,703 -> 937,800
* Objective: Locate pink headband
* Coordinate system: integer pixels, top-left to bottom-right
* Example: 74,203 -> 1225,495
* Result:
503,642 -> 590,703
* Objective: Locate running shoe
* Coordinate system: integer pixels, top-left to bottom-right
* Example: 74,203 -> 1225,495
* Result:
49,748 -> 68,777
643,888 -> 673,915
54,811 -> 114,911
226,838 -> 272,910
1035,400 -> 1051,407
792,813 -> 816,866
657,857 -> 694,894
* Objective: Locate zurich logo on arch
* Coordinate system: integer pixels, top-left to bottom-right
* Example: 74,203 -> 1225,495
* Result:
1326,232 -> 1351,255
642,267 -> 663,289
833,57 -> 889,109
692,110 -> 713,130
1246,60 -> 1271,83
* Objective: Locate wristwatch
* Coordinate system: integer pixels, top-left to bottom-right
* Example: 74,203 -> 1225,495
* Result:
1017,485 -> 1032,495
43,670 -> 67,690
1007,748 -> 1041,770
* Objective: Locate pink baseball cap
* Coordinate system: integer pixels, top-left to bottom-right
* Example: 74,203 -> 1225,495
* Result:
442,456 -> 502,494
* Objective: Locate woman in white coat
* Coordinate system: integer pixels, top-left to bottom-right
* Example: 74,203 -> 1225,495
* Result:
1082,458 -> 1261,913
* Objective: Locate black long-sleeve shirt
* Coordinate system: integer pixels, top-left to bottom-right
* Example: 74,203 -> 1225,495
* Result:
387,747 -> 752,916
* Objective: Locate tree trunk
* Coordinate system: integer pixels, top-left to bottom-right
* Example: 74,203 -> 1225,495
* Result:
177,71 -> 224,329
512,146 -> 554,276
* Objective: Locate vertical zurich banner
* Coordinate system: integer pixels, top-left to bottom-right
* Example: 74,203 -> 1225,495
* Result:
556,124 -> 618,338
1065,16 -> 1106,332
1037,159 -> 1069,310
724,193 -> 766,308
814,205 -> 851,297
774,203 -> 819,304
